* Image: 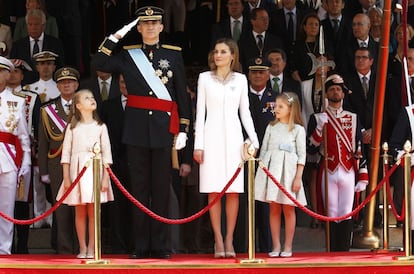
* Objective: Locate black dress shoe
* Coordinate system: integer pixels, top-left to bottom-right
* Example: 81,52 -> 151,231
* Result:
129,251 -> 149,259
151,250 -> 171,259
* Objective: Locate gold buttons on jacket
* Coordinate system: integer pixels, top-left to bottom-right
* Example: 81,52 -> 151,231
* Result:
149,91 -> 153,95
149,111 -> 153,115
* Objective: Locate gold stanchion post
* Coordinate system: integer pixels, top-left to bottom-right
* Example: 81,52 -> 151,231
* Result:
239,144 -> 265,264
376,142 -> 400,253
395,141 -> 414,260
84,143 -> 110,264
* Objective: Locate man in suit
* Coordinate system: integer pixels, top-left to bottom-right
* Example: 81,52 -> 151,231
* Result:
80,70 -> 120,116
266,48 -> 302,104
101,73 -> 131,254
38,67 -> 79,254
238,8 -> 283,73
344,47 -> 375,145
246,57 -> 276,253
337,13 -> 378,76
321,0 -> 353,67
211,0 -> 250,47
9,9 -> 65,85
269,0 -> 310,49
0,57 -> 31,254
92,6 -> 192,259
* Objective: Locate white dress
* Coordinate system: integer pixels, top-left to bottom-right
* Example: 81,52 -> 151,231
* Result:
56,121 -> 114,205
255,122 -> 307,206
194,71 -> 259,193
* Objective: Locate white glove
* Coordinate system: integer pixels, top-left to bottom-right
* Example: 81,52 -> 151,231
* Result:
315,112 -> 328,131
18,165 -> 30,178
41,174 -> 51,184
175,132 -> 188,150
355,181 -> 367,192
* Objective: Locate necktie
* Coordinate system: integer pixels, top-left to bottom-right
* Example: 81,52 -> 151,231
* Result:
257,34 -> 263,52
287,12 -> 294,43
101,81 -> 108,101
332,19 -> 339,35
233,19 -> 241,41
64,103 -> 71,115
33,39 -> 39,56
272,77 -> 280,93
361,76 -> 368,99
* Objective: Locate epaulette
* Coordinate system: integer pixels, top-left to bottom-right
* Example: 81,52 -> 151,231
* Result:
161,44 -> 182,51
41,97 -> 57,107
12,90 -> 27,98
23,84 -> 31,91
123,44 -> 142,50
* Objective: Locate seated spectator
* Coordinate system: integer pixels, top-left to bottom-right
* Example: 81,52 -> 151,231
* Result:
0,23 -> 12,56
10,9 -> 65,85
13,0 -> 58,41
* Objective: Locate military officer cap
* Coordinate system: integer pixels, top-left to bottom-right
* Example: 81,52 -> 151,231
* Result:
11,59 -> 32,71
0,56 -> 14,71
33,51 -> 58,62
135,6 -> 164,21
54,67 -> 80,82
248,57 -> 271,71
325,73 -> 348,93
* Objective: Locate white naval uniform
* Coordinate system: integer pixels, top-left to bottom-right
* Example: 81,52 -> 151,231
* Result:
0,88 -> 31,254
16,85 -> 52,227
27,79 -> 59,103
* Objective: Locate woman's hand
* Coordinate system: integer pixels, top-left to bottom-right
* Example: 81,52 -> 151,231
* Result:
193,149 -> 204,164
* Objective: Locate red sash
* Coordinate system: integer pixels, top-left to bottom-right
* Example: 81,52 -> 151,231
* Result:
0,132 -> 23,168
127,95 -> 179,134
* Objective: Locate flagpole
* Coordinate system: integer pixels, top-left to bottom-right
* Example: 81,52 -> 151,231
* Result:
352,0 -> 392,249
319,26 -> 330,252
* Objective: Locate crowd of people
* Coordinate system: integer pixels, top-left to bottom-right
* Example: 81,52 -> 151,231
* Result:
0,0 -> 414,260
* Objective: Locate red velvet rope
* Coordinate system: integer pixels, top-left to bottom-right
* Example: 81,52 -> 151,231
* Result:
383,161 -> 414,222
107,163 -> 243,225
260,159 -> 400,222
0,165 -> 87,225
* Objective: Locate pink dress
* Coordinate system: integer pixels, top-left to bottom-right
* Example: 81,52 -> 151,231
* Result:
56,121 -> 114,205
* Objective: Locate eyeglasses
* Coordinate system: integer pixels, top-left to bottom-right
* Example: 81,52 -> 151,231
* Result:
355,55 -> 370,60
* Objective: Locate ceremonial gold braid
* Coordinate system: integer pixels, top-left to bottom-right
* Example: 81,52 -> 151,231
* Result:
47,145 -> 62,159
41,108 -> 64,142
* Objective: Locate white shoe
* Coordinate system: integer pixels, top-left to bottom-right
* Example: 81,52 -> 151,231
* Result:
280,251 -> 292,257
268,251 -> 280,257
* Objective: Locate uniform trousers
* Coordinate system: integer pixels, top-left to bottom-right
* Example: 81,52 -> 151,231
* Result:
33,166 -> 52,227
321,165 -> 355,221
0,171 -> 18,254
127,145 -> 172,253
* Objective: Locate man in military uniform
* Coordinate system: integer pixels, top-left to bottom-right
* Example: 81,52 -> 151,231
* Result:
246,57 -> 276,253
27,51 -> 60,103
38,67 -> 79,254
92,6 -> 192,259
26,51 -> 60,229
307,74 -> 368,251
0,57 -> 31,254
7,59 -> 42,253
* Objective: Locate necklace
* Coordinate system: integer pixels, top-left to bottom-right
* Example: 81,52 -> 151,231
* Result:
305,41 -> 317,54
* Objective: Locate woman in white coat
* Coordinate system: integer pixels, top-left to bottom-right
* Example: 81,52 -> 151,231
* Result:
193,38 -> 259,258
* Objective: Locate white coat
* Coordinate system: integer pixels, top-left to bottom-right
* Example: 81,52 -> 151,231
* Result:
195,71 -> 259,193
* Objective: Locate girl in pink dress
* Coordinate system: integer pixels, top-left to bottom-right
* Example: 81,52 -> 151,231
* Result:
56,89 -> 113,259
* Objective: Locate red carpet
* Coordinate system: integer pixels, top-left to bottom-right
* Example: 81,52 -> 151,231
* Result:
0,252 -> 414,274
